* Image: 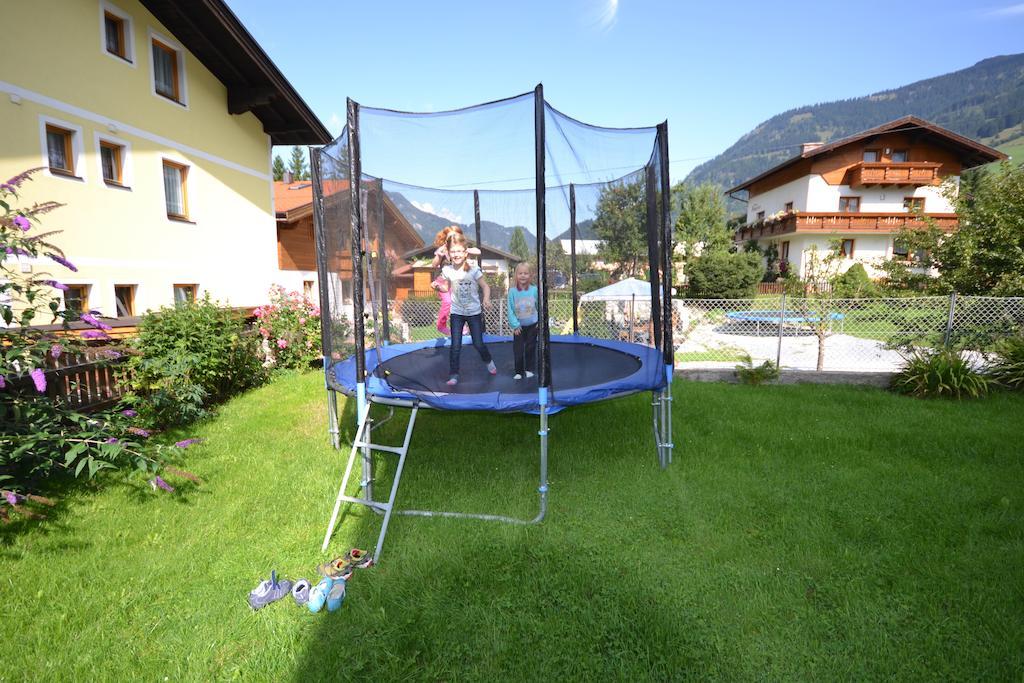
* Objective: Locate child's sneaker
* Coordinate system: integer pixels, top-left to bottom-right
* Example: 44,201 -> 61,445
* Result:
248,570 -> 293,610
486,361 -> 497,375
525,371 -> 535,378
345,547 -> 373,569
446,375 -> 458,386
307,576 -> 334,613
291,578 -> 311,606
326,576 -> 347,612
513,373 -> 522,380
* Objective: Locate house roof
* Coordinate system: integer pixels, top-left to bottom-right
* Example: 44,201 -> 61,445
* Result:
273,180 -> 424,248
727,116 -> 1008,196
403,242 -> 523,263
139,0 -> 330,145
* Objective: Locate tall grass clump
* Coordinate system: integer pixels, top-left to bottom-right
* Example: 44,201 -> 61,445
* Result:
891,347 -> 990,399
987,333 -> 1024,391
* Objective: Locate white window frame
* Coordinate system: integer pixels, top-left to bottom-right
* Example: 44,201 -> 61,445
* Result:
161,157 -> 192,221
94,131 -> 134,188
39,116 -> 86,182
147,29 -> 189,108
99,1 -> 136,66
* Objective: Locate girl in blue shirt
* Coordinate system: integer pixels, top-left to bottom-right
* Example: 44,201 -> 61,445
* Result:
507,262 -> 538,380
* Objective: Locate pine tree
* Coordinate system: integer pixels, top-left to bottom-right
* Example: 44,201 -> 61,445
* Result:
509,226 -> 531,262
288,147 -> 309,181
272,155 -> 286,181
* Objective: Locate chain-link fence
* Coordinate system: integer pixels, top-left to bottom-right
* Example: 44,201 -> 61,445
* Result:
384,294 -> 1024,373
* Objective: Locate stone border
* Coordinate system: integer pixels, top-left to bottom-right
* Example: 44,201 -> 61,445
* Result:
677,367 -> 894,387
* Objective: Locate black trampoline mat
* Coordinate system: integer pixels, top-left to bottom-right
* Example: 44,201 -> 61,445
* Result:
374,340 -> 643,395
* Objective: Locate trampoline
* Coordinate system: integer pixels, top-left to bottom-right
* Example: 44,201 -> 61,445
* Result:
332,335 -> 665,413
311,86 -> 674,563
725,310 -> 845,335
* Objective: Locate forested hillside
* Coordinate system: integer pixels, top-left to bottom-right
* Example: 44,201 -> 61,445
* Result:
685,53 -> 1024,192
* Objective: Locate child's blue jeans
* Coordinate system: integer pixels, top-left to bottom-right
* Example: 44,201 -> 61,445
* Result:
449,312 -> 492,375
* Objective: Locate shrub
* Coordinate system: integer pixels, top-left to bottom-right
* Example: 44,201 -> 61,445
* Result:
685,252 -> 764,299
891,347 -> 990,399
1,169 -> 193,501
255,285 -> 322,369
832,263 -> 880,298
987,333 -> 1024,391
734,356 -> 779,385
123,295 -> 266,427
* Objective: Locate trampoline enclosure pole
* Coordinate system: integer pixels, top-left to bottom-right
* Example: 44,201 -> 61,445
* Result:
533,83 -> 550,387
310,147 -> 339,449
657,122 -> 674,465
569,183 -> 578,335
347,97 -> 372,497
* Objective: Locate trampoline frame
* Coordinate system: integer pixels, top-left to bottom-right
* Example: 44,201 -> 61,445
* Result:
311,85 -> 674,563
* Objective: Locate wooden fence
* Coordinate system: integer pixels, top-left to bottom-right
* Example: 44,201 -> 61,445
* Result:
6,346 -> 127,412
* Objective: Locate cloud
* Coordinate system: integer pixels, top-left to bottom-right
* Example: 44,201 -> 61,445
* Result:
411,201 -> 462,224
985,2 -> 1024,15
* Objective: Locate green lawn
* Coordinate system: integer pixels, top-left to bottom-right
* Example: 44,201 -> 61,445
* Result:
3,374 -> 1024,679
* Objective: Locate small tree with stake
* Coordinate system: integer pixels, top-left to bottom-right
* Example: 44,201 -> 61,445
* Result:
786,242 -> 846,372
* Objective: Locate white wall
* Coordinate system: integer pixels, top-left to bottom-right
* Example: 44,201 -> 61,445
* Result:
805,176 -> 956,213
559,239 -> 601,255
746,176 -> 812,222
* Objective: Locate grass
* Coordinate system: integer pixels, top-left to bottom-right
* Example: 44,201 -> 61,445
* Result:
3,374 -> 1024,679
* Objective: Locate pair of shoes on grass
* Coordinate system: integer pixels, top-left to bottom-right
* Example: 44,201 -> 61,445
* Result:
308,575 -> 346,613
318,548 -> 373,580
248,570 -> 293,610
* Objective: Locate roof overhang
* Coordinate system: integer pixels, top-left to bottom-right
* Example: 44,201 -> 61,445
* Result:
140,0 -> 331,145
726,116 -> 1008,196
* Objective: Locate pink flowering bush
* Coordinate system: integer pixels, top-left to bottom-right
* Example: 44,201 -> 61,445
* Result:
1,170 -> 196,508
255,284 -> 322,370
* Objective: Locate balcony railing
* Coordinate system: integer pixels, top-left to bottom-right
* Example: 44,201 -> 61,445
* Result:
849,161 -> 941,187
736,212 -> 958,241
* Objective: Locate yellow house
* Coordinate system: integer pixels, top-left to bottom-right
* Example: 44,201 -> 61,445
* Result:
0,0 -> 329,318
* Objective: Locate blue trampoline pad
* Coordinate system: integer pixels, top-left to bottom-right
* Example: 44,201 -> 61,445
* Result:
331,335 -> 666,413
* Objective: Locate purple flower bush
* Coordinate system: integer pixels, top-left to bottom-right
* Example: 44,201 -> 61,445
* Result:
1,169 -> 200,511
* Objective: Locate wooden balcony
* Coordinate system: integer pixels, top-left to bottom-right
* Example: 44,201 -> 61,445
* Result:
849,161 -> 941,187
736,212 -> 958,241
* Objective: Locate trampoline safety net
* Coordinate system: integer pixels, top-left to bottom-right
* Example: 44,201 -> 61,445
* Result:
311,86 -> 672,412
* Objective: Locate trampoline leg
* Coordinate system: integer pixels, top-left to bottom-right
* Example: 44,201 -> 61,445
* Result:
322,401 -> 372,552
664,382 -> 674,465
651,391 -> 664,467
326,389 -> 340,450
537,398 -> 549,523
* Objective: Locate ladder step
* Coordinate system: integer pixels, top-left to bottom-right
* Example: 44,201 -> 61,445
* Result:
353,441 -> 406,455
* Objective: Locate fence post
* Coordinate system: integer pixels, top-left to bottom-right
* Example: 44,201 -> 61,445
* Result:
944,292 -> 958,347
776,292 -> 786,368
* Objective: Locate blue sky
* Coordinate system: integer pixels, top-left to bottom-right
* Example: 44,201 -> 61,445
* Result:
230,0 -> 1024,185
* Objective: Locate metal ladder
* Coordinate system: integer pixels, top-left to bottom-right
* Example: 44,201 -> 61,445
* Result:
320,401 -> 419,563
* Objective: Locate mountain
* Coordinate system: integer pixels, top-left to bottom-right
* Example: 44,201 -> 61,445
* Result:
386,190 -> 529,252
685,54 -> 1024,196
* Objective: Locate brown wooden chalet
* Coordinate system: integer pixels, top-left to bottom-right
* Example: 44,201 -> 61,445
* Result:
728,116 -> 1006,244
275,179 -> 425,299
